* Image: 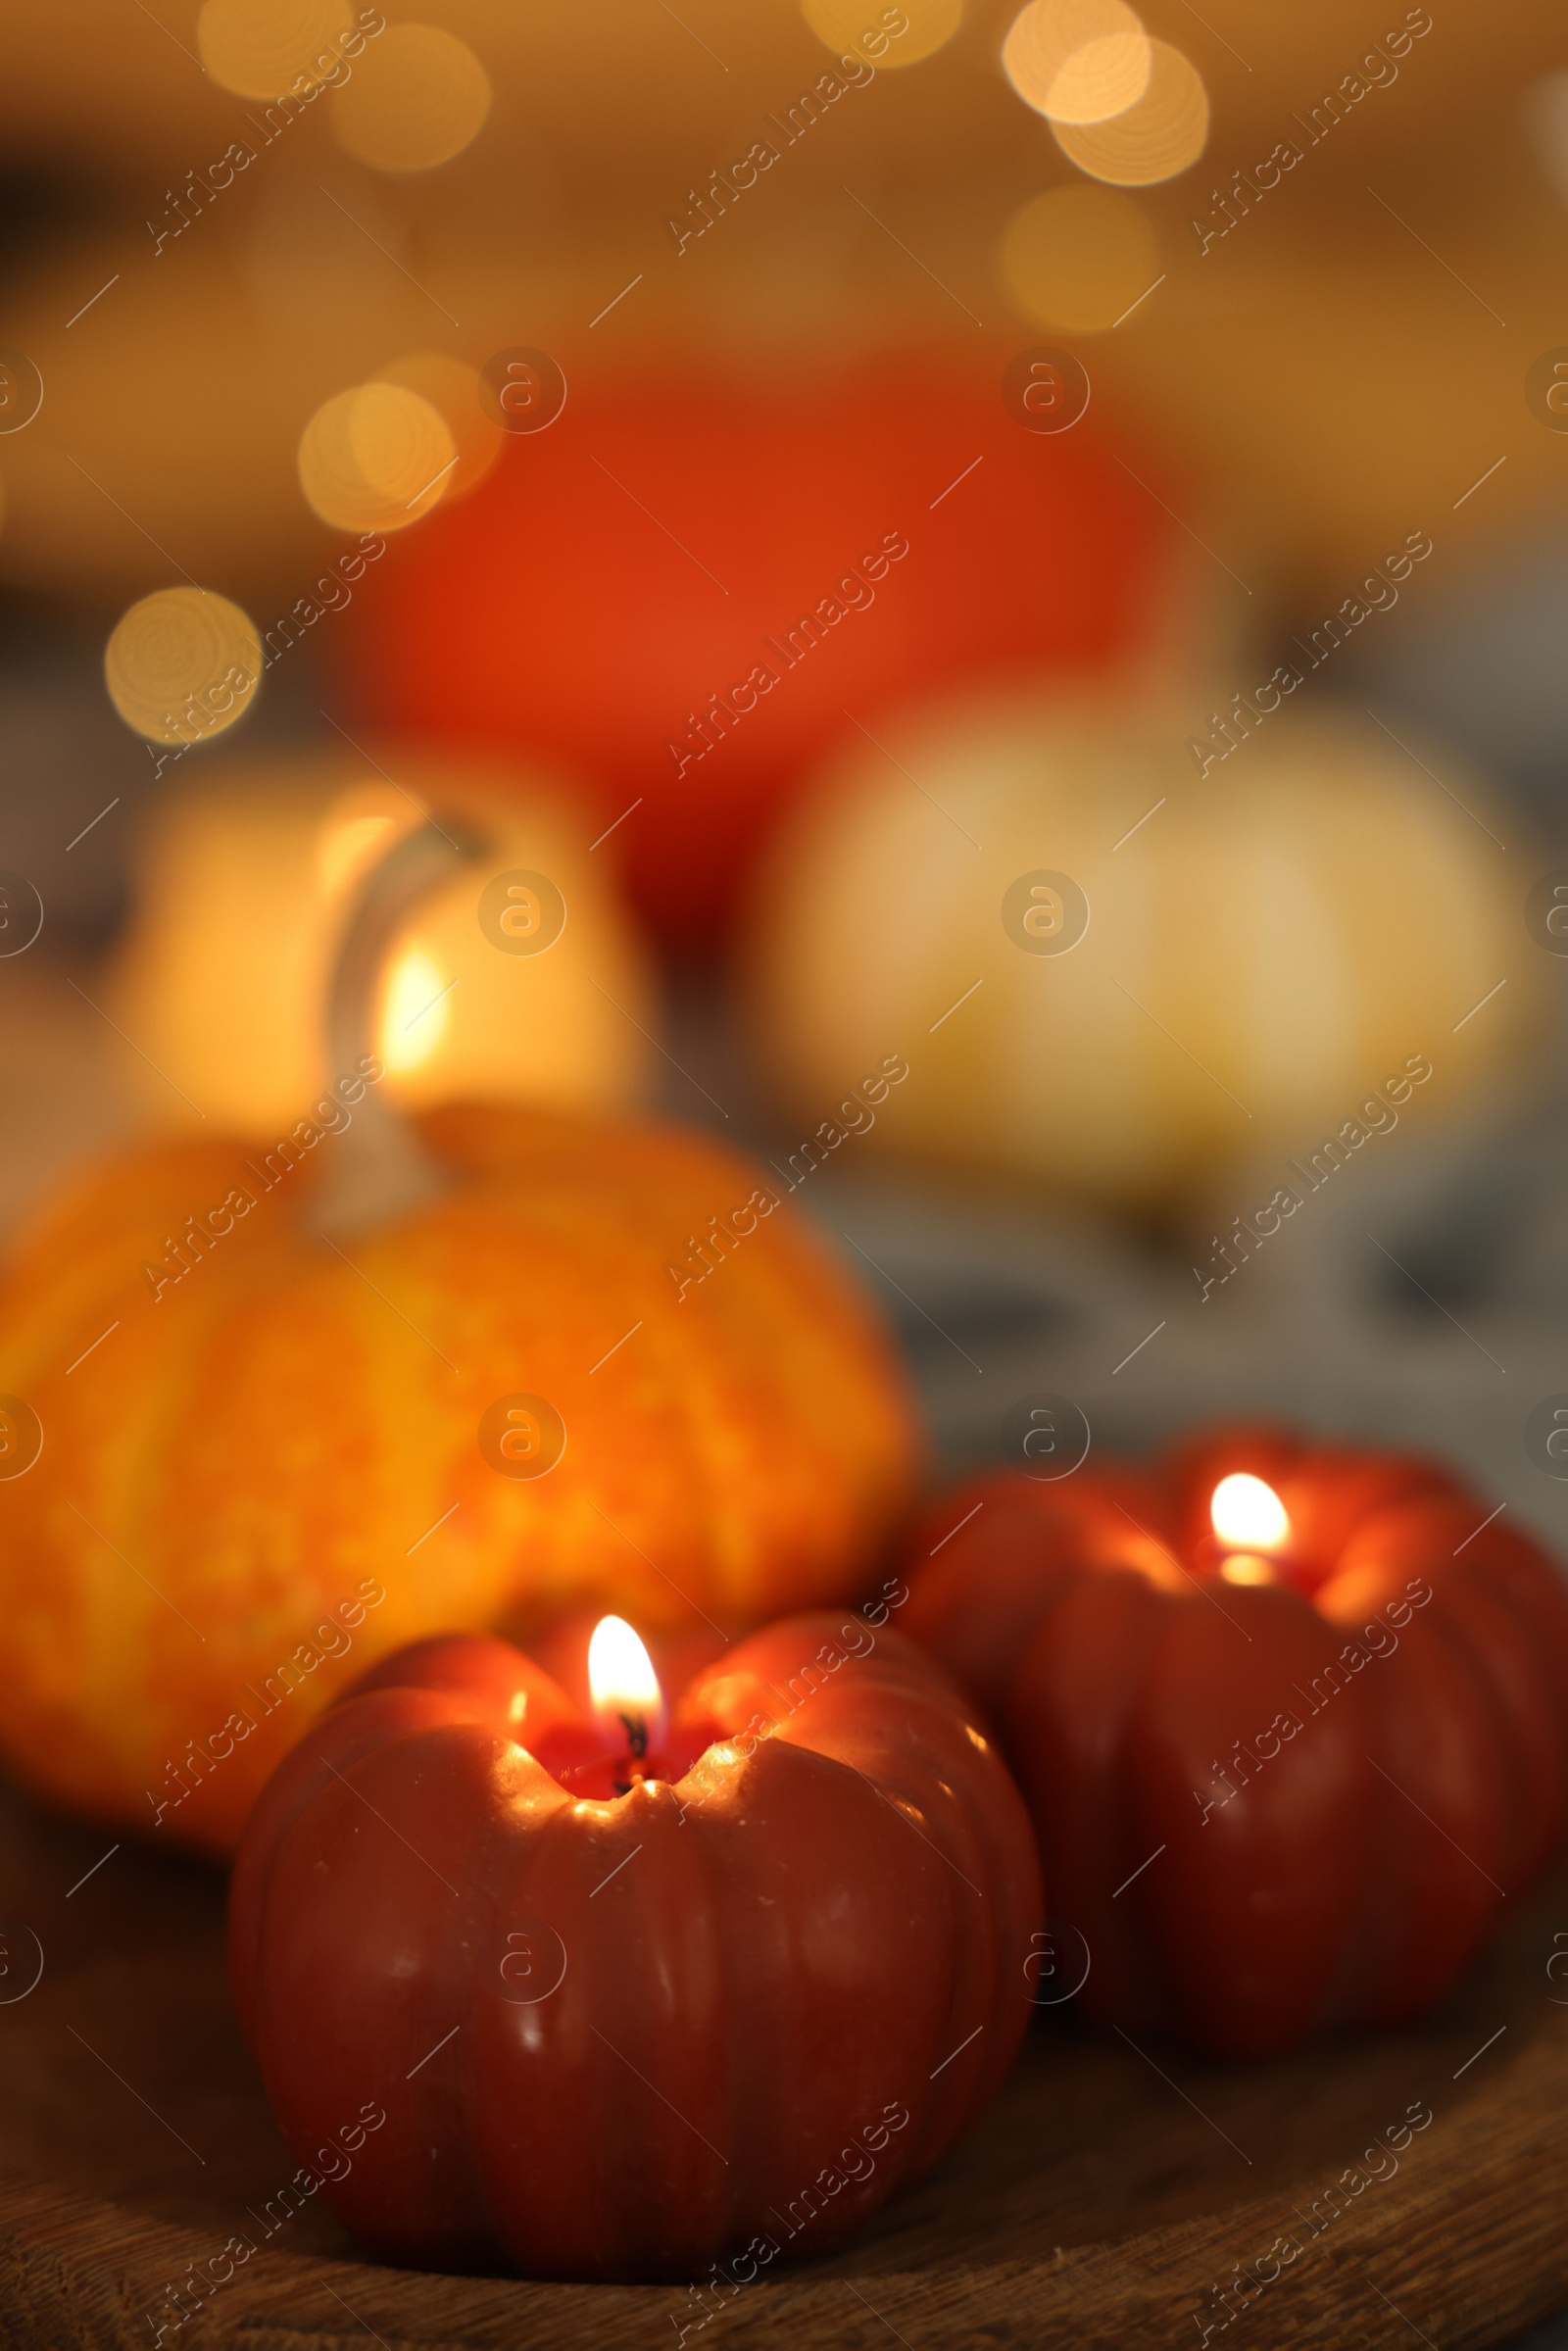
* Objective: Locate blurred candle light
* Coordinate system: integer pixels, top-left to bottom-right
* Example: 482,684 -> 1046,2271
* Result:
997,181 -> 1160,331
197,0 -> 356,97
1052,38 -> 1208,184
1211,1473 -> 1291,1585
330,24 -> 493,171
1002,0 -> 1151,125
297,382 -> 457,533
1210,1473 -> 1291,1551
104,586 -> 261,745
802,0 -> 963,69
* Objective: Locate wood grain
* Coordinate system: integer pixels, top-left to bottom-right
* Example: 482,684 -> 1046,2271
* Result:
0,1767 -> 1563,2350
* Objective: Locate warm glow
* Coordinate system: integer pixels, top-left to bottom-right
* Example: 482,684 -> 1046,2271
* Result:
1219,1553 -> 1276,1587
317,810 -> 397,901
1002,0 -> 1151,125
104,587 -> 261,746
331,24 -> 493,171
197,0 -> 354,97
802,0 -> 962,69
1210,1473 -> 1291,1553
375,354 -> 503,501
297,382 -> 458,535
587,1616 -> 664,1738
1053,38 -> 1208,184
997,182 -> 1161,333
379,944 -> 449,1073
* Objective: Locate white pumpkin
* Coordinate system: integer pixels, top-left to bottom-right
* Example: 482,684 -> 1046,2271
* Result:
740,692 -> 1542,1211
110,748 -> 657,1133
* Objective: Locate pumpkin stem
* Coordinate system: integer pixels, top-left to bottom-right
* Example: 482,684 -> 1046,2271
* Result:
317,811 -> 488,1236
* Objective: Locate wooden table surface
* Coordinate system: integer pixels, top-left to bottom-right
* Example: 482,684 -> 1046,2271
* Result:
1,1763 -> 1565,2351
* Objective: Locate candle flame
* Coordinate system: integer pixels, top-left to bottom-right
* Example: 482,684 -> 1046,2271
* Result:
587,1615 -> 663,1733
1210,1472 -> 1290,1554
379,942 -> 448,1074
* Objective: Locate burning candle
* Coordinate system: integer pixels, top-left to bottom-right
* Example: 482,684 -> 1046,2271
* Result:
901,1428 -> 1568,2057
586,1613 -> 665,1789
229,1606 -> 1041,2280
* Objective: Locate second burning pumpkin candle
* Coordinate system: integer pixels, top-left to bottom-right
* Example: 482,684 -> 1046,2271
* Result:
903,1427 -> 1568,2057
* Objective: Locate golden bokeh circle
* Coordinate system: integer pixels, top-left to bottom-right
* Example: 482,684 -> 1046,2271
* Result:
1002,0 -> 1151,125
105,589 -> 262,746
801,0 -> 963,70
297,383 -> 459,534
374,353 -> 503,501
196,0 -> 355,99
998,182 -> 1160,332
1053,39 -> 1208,183
330,24 -> 493,172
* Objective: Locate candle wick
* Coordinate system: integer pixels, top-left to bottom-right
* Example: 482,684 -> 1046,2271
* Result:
610,1708 -> 653,1796
618,1709 -> 649,1762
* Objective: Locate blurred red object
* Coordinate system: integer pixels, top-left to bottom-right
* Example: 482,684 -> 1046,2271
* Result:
339,359 -> 1182,953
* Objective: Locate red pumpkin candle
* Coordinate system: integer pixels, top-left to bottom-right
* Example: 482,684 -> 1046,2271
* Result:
229,1606 -> 1040,2280
902,1429 -> 1568,2059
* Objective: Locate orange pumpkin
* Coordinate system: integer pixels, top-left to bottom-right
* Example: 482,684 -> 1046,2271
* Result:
0,1102 -> 916,1855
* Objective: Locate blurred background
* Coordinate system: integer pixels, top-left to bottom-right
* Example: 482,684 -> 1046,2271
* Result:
3,0 -> 1568,1544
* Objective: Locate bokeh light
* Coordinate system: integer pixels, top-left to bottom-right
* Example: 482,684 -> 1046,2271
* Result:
1002,0 -> 1151,125
997,183 -> 1160,332
374,354 -> 504,502
801,0 -> 963,71
104,588 -> 261,746
196,0 -> 355,99
297,383 -> 459,534
330,24 -> 493,172
1052,39 -> 1208,184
